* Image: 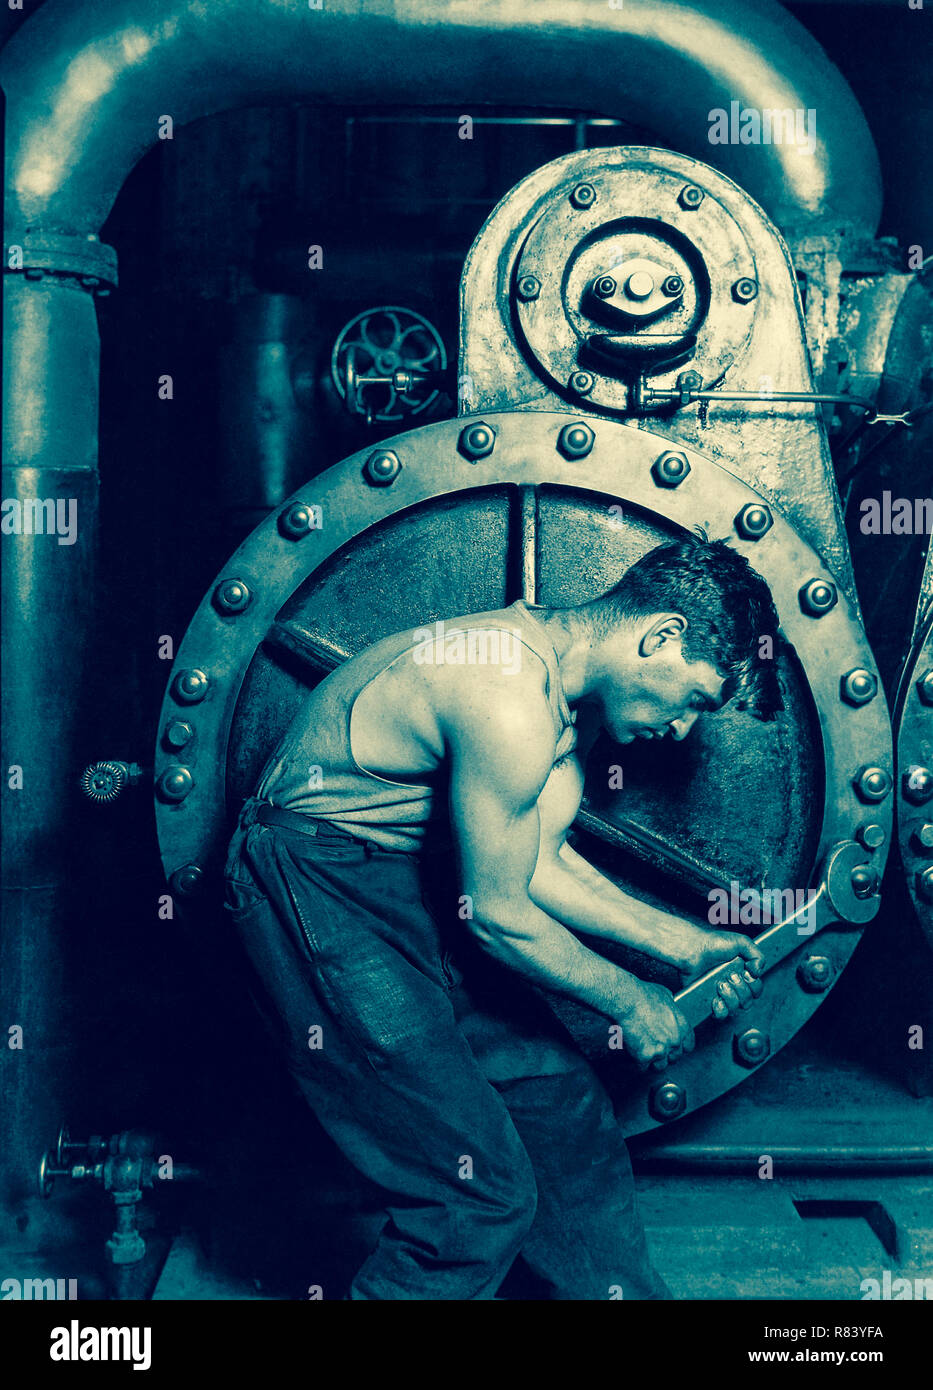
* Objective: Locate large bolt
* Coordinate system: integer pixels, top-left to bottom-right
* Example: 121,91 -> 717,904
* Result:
593,275 -> 617,299
364,450 -> 402,485
797,955 -> 833,993
457,423 -> 497,461
854,766 -> 891,803
156,765 -> 194,804
164,719 -> 193,751
626,271 -> 655,301
516,275 -> 541,302
557,422 -> 595,460
170,864 -> 204,898
841,668 -> 877,707
911,823 -> 933,852
570,182 -> 597,209
279,501 -> 318,536
734,1028 -> 771,1068
171,668 -> 209,705
678,185 -> 704,210
850,864 -> 878,899
649,1081 -> 687,1122
799,578 -> 838,617
568,371 -> 595,396
652,451 -> 691,488
903,766 -> 933,805
212,578 -> 251,615
916,670 -> 933,706
661,275 -> 684,297
856,822 -> 886,851
732,278 -> 759,304
734,504 -> 772,540
917,867 -> 933,903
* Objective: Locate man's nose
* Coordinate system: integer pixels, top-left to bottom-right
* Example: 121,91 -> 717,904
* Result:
669,711 -> 699,741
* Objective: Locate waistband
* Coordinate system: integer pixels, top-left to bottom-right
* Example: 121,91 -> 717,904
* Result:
239,797 -> 424,854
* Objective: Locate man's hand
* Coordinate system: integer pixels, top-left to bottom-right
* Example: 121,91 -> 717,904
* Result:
616,978 -> 695,1072
674,926 -> 764,1018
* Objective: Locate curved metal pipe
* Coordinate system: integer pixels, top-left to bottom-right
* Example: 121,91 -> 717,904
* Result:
2,0 -> 880,239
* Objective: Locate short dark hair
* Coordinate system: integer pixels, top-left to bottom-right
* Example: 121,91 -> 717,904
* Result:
583,533 -> 783,719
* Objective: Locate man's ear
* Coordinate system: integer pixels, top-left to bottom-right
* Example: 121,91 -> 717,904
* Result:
637,613 -> 687,658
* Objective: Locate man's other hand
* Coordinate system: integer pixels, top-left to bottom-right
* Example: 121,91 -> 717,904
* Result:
677,928 -> 764,1019
617,979 -> 695,1072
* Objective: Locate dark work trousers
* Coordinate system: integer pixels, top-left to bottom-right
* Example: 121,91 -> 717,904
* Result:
223,795 -> 670,1301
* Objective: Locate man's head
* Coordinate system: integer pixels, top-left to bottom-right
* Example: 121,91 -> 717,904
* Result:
578,533 -> 781,744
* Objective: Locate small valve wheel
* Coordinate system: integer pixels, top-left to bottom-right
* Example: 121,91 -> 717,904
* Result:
81,761 -> 126,803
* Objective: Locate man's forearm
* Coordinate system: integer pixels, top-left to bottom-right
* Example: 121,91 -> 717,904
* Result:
529,842 -> 697,971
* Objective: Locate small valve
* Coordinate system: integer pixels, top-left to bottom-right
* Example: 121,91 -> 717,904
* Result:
80,761 -> 145,803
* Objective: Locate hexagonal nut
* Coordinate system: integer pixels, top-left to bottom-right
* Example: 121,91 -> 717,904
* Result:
733,1028 -> 771,1068
652,451 -> 691,488
903,766 -> 933,806
278,501 -> 317,537
156,765 -> 194,804
649,1081 -> 687,1122
171,668 -> 209,705
916,669 -> 933,706
212,578 -> 251,616
457,422 -> 497,462
568,371 -> 595,397
678,185 -> 704,210
164,719 -> 194,751
516,274 -> 541,302
911,823 -> 933,852
732,278 -> 759,304
849,863 -> 878,899
570,182 -> 597,209
797,955 -> 833,993
170,864 -> 204,898
799,578 -> 838,617
840,668 -> 877,707
856,822 -> 886,851
916,866 -> 933,903
734,504 -> 773,540
853,765 -> 892,804
363,451 -> 402,486
557,422 -> 595,460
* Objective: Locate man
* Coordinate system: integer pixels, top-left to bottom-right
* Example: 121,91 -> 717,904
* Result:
224,533 -> 780,1299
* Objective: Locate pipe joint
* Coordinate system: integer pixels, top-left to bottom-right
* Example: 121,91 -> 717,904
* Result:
5,231 -> 118,293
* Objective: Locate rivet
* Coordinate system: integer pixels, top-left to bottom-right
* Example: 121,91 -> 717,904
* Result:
568,371 -> 595,396
797,955 -> 833,993
626,271 -> 655,301
903,766 -> 933,805
911,823 -> 933,852
649,1081 -> 687,1122
854,765 -> 891,804
457,423 -> 497,461
164,719 -> 193,751
169,864 -> 204,898
661,275 -> 684,297
799,578 -> 838,617
917,866 -> 933,903
557,422 -> 595,460
171,668 -> 209,705
856,822 -> 886,851
732,278 -> 759,304
734,504 -> 772,540
516,274 -> 541,302
916,670 -> 933,706
652,451 -> 691,488
678,185 -> 704,210
850,864 -> 878,899
363,450 -> 402,485
594,275 -> 617,299
734,1028 -> 771,1068
212,578 -> 251,615
279,501 -> 317,536
840,668 -> 877,707
570,182 -> 597,209
156,765 -> 194,804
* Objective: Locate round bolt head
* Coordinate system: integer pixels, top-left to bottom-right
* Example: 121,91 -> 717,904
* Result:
212,578 -> 251,615
916,670 -> 933,706
799,578 -> 838,617
164,719 -> 193,750
570,182 -> 597,209
732,277 -> 759,304
626,270 -> 655,300
363,450 -> 402,486
557,422 -> 595,460
652,451 -> 691,488
170,864 -> 204,898
457,423 -> 496,462
903,766 -> 933,805
797,954 -> 833,993
678,184 -> 704,210
856,822 -> 886,851
734,1028 -> 771,1068
649,1081 -> 687,1122
734,503 -> 773,540
516,275 -> 541,302
156,765 -> 194,804
661,275 -> 684,297
594,275 -> 617,299
854,765 -> 892,803
279,501 -> 316,537
568,371 -> 595,396
171,668 -> 209,705
841,668 -> 877,707
850,864 -> 878,899
917,866 -> 933,903
911,823 -> 933,852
